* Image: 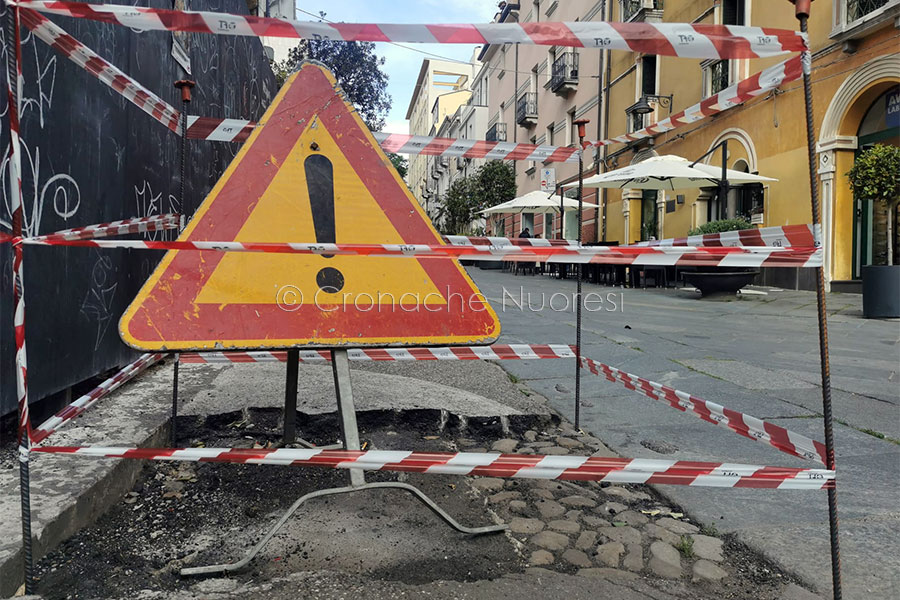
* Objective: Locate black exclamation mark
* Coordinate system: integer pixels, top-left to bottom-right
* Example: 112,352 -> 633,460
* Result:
305,153 -> 344,293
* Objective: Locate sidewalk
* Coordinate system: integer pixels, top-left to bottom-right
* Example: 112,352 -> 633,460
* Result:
471,268 -> 900,599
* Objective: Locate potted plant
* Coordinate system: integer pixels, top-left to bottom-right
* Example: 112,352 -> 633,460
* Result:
681,218 -> 759,297
846,144 -> 900,318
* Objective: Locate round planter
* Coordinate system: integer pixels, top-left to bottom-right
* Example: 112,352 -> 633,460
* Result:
862,265 -> 900,318
682,271 -> 759,297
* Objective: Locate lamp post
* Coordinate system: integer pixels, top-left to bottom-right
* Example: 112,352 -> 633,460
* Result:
573,118 -> 590,430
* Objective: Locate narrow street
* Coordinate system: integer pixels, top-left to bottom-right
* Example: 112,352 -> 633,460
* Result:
471,267 -> 900,599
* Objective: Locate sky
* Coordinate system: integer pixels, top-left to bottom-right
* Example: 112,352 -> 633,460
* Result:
294,1 -> 499,134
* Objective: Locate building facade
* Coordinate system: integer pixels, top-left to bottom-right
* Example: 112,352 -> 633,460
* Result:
437,0 -> 898,290
405,59 -> 477,209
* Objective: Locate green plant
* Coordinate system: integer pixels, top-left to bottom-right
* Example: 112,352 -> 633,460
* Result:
436,176 -> 478,235
846,144 -> 900,265
676,535 -> 695,558
470,160 -> 517,211
700,524 -> 719,537
688,217 -> 751,236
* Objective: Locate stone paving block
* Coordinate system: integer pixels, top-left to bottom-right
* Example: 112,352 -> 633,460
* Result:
559,495 -> 596,508
487,491 -> 522,504
530,530 -> 570,551
492,438 -> 519,453
508,500 -> 529,515
644,523 -> 680,546
598,525 -> 641,546
597,501 -> 628,516
548,520 -> 581,534
594,542 -> 625,567
575,530 -> 598,551
544,446 -> 570,455
690,534 -> 724,562
648,541 -> 682,579
603,487 -> 651,502
614,510 -> 649,526
530,488 -> 555,500
622,543 -> 644,572
692,559 -> 728,582
536,499 -> 566,519
656,517 -> 699,535
523,430 -> 538,442
529,550 -> 554,566
509,518 -> 545,535
561,548 -> 592,568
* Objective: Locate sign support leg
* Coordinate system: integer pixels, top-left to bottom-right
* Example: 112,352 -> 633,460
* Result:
284,349 -> 299,444
331,349 -> 364,487
170,353 -> 179,446
181,348 -> 505,577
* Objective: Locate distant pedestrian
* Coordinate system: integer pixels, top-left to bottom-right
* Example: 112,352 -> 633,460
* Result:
519,227 -> 531,238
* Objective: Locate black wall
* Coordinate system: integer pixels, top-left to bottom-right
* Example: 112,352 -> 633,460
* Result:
0,0 -> 276,417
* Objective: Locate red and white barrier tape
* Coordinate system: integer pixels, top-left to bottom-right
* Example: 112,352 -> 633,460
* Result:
184,56 -> 802,153
14,1 -> 807,59
634,224 -> 820,248
580,357 -> 826,464
30,214 -> 181,242
31,446 -> 834,490
178,344 -> 824,464
21,9 -> 181,132
587,54 -> 803,148
373,133 -> 580,163
12,244 -> 31,448
31,353 -> 164,444
442,235 -> 580,248
15,237 -> 823,268
180,344 -> 576,364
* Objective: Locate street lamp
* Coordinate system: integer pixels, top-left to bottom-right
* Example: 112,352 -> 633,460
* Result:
630,93 -> 674,116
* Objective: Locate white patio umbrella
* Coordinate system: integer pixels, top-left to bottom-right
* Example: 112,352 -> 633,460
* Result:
561,155 -> 776,190
480,190 -> 599,215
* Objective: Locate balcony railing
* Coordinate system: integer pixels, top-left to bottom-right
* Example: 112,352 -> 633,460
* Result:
516,92 -> 538,126
486,122 -> 507,142
847,0 -> 890,21
550,51 -> 579,94
623,0 -> 663,22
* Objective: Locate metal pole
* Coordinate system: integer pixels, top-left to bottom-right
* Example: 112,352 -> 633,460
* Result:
284,349 -> 299,443
6,6 -> 34,593
720,139 -> 728,219
170,354 -> 179,446
792,2 -> 842,598
573,119 -> 590,430
332,349 -> 364,486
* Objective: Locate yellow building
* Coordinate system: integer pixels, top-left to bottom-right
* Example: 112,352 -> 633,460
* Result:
471,0 -> 898,290
597,0 -> 899,291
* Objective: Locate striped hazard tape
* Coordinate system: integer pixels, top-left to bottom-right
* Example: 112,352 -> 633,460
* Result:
580,357 -> 826,465
634,223 -> 820,248
14,1 -> 808,59
31,353 -> 164,444
31,446 -> 835,490
181,344 -> 576,364
179,345 -> 825,465
29,214 -> 181,242
13,236 -> 823,268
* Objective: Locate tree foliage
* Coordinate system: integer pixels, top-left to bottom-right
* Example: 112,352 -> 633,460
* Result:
271,39 -> 392,131
388,153 -> 408,179
437,177 -> 477,235
846,144 -> 900,204
470,160 -> 517,211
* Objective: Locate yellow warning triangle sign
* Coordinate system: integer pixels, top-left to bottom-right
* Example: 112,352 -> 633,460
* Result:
119,62 -> 500,351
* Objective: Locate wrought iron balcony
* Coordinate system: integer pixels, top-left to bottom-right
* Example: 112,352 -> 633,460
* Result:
486,121 -> 507,142
550,51 -> 579,94
516,92 -> 538,127
847,0 -> 890,21
623,0 -> 664,22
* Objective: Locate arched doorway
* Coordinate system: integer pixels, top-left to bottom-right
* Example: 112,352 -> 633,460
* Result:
817,54 -> 899,289
852,87 -> 900,273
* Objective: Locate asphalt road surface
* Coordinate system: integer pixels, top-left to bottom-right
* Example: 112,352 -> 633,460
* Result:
471,267 -> 899,600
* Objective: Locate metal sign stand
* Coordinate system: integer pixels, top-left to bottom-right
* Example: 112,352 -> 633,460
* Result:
180,348 -> 506,576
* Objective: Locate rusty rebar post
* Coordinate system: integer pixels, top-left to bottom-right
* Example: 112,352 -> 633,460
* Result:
791,1 -> 842,598
573,119 -> 590,429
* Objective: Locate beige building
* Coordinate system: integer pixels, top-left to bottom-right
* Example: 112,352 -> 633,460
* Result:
405,59 -> 476,208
